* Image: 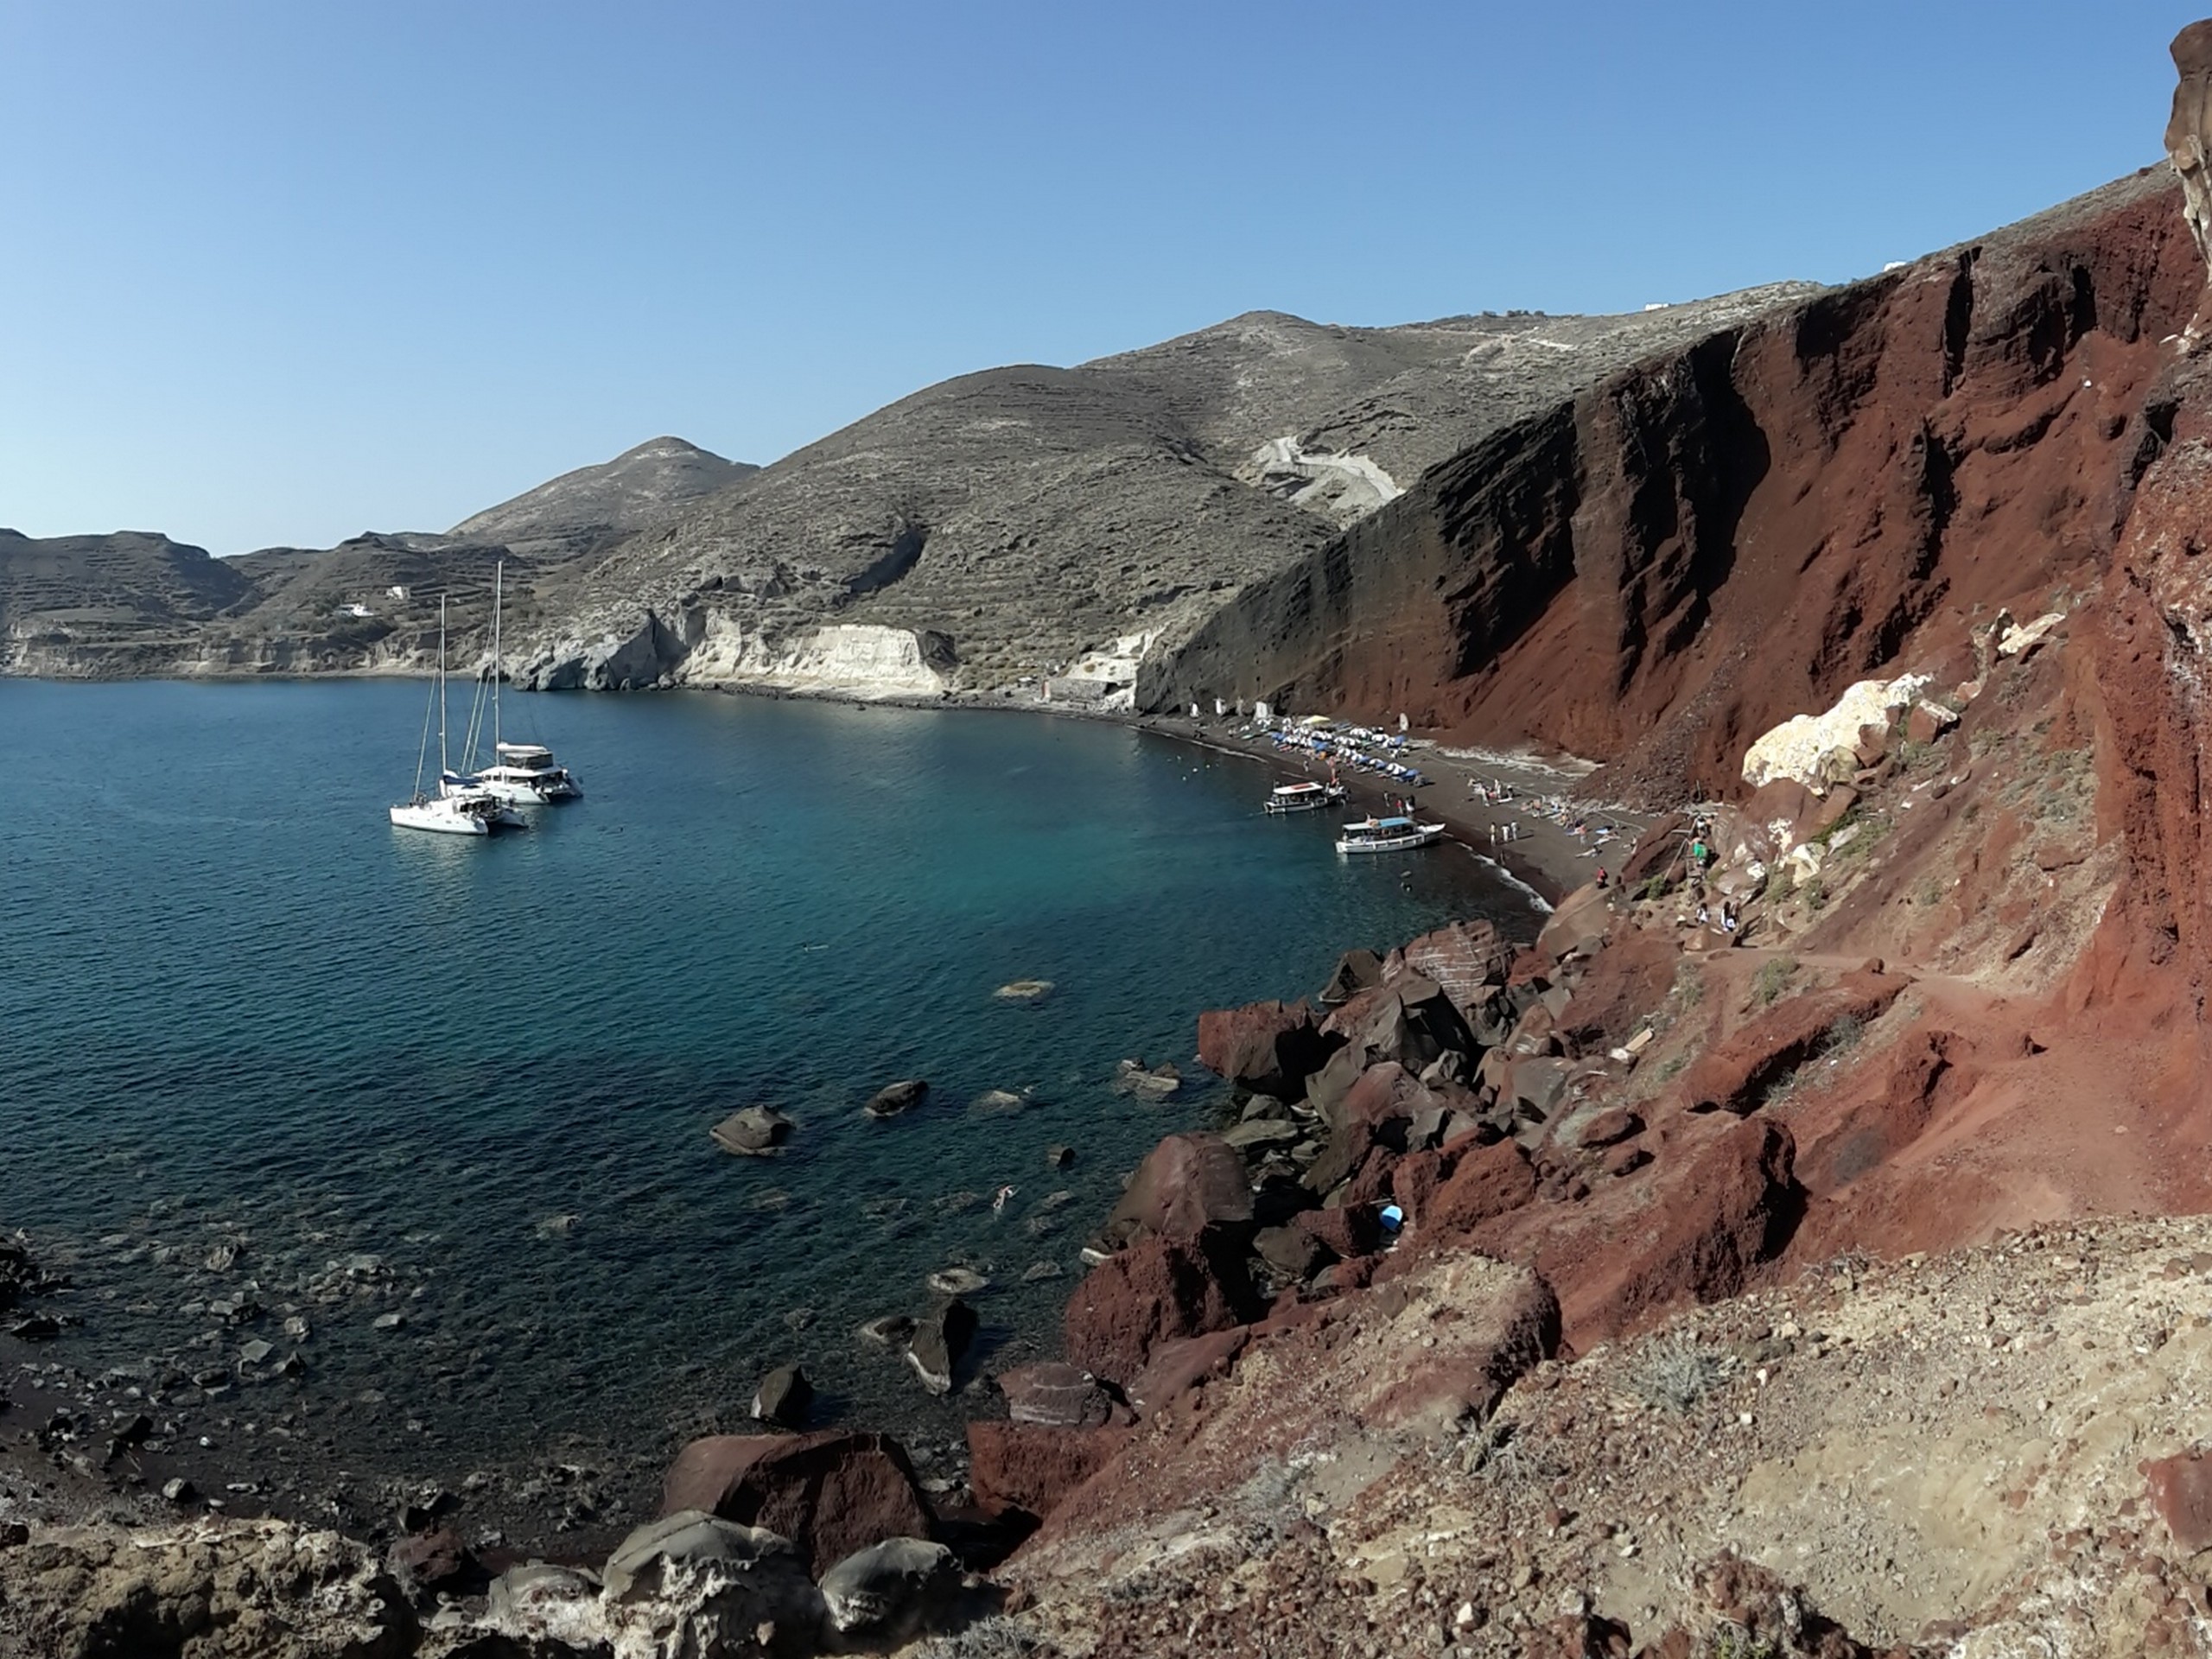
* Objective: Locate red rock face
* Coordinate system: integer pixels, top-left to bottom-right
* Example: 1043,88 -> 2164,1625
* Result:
967,1422 -> 1130,1525
2144,1449 -> 2212,1553
1194,999 -> 1339,1100
1061,1231 -> 1261,1385
1151,170 -> 2203,805
657,1431 -> 931,1572
1106,1132 -> 1254,1243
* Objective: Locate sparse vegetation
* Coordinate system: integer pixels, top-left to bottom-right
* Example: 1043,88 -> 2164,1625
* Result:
1803,877 -> 1829,911
1639,872 -> 1673,902
1763,1065 -> 1805,1107
1654,1052 -> 1689,1084
910,1618 -> 1051,1659
1751,957 -> 1798,1007
1703,1626 -> 1778,1659
1675,963 -> 1707,1009
1628,1334 -> 1731,1414
1822,1014 -> 1866,1054
1766,863 -> 1796,906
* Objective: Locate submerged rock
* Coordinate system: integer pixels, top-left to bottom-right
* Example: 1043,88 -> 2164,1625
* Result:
1113,1058 -> 1181,1099
995,978 -> 1054,1003
927,1266 -> 990,1297
863,1079 -> 930,1119
710,1104 -> 794,1156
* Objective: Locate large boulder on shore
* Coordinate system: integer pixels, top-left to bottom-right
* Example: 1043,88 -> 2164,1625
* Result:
1318,946 -> 1386,1007
817,1536 -> 963,1643
1321,974 -> 1478,1084
1396,918 -> 1509,1016
657,1431 -> 932,1573
1107,1131 -> 1253,1243
1063,1230 -> 1261,1384
1196,998 -> 1341,1099
907,1298 -> 979,1395
0,1518 -> 418,1659
601,1510 -> 823,1658
996,1360 -> 1117,1427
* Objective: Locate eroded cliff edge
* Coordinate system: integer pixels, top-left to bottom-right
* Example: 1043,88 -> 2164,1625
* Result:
1147,167 -> 2204,804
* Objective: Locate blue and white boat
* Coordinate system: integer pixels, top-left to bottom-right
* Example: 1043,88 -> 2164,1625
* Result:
1335,815 -> 1447,855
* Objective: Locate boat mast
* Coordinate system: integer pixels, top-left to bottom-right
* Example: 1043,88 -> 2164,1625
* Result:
492,560 -> 503,753
438,594 -> 449,779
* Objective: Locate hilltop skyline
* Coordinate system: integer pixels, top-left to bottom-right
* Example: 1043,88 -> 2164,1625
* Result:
1,0 -> 2202,554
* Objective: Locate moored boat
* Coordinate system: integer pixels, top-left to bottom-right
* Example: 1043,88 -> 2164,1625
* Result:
1263,779 -> 1348,814
441,561 -> 584,806
1335,815 -> 1447,854
392,596 -> 524,837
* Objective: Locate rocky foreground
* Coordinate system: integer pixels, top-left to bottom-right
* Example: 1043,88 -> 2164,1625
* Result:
6,607 -> 2210,1656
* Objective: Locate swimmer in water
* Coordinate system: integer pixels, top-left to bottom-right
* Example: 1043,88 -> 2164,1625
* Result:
992,1184 -> 1018,1214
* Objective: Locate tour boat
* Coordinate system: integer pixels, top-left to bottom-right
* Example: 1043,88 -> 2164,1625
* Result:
392,596 -> 524,837
1335,816 -> 1448,855
1263,779 -> 1348,814
441,561 -> 584,805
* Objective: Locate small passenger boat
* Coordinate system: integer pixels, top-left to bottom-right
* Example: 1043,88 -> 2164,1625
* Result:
1263,780 -> 1348,814
1335,815 -> 1448,855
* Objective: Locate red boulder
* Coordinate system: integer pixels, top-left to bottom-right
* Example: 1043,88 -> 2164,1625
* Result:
1196,999 -> 1339,1100
1062,1231 -> 1260,1384
1107,1131 -> 1254,1243
658,1430 -> 931,1571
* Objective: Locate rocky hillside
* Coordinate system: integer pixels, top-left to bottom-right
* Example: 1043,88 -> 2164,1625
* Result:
451,435 -> 758,559
507,289 -> 1819,695
0,290 -> 1819,695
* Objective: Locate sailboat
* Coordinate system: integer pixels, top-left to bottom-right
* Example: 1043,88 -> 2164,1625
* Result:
390,596 -> 522,836
441,562 -> 583,805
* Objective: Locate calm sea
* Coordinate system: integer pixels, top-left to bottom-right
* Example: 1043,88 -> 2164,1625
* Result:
0,680 -> 1536,1484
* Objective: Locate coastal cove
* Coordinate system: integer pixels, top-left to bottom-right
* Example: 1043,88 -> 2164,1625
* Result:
0,679 -> 1537,1548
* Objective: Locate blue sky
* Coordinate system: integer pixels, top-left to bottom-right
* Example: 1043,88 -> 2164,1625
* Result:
1,0 -> 2202,553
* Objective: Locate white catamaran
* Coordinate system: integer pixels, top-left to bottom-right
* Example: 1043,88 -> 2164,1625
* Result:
1335,815 -> 1448,855
441,562 -> 583,805
391,596 -> 524,836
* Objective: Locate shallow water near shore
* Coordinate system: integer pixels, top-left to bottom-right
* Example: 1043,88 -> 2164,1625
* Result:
0,680 -> 1535,1498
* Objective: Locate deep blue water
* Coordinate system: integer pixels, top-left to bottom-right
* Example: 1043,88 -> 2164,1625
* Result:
0,680 -> 1536,1476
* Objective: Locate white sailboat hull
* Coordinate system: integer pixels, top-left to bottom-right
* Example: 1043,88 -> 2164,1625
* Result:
390,798 -> 492,836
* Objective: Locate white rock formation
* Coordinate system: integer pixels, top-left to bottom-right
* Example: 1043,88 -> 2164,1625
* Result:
677,616 -> 955,697
1247,436 -> 1403,520
1741,674 -> 1930,793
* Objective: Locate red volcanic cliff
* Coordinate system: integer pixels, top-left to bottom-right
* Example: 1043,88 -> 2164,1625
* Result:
1147,168 -> 2205,804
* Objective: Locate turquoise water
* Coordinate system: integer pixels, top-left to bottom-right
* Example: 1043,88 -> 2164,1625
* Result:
0,680 -> 1535,1478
